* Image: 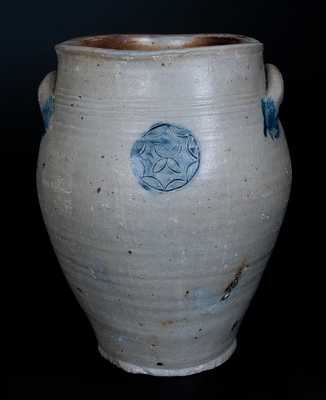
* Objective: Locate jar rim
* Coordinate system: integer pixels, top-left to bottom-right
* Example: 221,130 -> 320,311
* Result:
55,34 -> 262,58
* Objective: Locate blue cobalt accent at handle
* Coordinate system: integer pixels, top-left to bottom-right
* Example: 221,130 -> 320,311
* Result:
261,97 -> 280,140
130,122 -> 200,192
41,95 -> 55,130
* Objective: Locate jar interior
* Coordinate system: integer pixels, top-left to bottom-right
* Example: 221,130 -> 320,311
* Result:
79,35 -> 242,51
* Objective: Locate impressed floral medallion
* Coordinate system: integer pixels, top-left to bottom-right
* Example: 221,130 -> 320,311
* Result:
130,123 -> 200,192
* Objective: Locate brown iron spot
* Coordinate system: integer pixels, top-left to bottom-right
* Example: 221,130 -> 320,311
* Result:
160,320 -> 174,327
220,259 -> 249,301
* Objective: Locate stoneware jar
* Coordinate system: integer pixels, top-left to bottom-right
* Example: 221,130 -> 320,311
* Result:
37,34 -> 292,376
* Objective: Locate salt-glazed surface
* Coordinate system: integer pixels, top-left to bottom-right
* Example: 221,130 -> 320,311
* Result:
37,34 -> 292,376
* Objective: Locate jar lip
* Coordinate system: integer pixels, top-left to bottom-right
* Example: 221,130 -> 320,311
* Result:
55,34 -> 263,58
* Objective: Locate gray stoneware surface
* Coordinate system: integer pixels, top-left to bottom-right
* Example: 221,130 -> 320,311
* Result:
36,34 -> 292,376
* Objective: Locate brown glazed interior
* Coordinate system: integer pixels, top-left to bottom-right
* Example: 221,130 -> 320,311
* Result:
79,35 -> 242,51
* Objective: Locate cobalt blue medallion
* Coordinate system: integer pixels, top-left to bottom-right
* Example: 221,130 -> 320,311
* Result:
130,122 -> 200,192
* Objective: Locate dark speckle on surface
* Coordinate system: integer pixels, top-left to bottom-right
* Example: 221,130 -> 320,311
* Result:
80,115 -> 84,120
97,187 -> 101,193
156,362 -> 164,366
42,162 -> 46,168
231,320 -> 239,331
128,250 -> 132,254
101,155 -> 105,158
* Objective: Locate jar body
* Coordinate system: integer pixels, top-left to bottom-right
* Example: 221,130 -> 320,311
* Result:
37,36 -> 292,376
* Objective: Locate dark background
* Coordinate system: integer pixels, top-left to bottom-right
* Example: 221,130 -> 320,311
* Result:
4,0 -> 324,398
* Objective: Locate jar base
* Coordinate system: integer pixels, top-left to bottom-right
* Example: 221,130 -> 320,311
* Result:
98,339 -> 237,377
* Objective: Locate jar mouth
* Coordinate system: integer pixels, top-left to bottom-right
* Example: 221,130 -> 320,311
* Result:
56,34 -> 262,57
79,34 -> 249,51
